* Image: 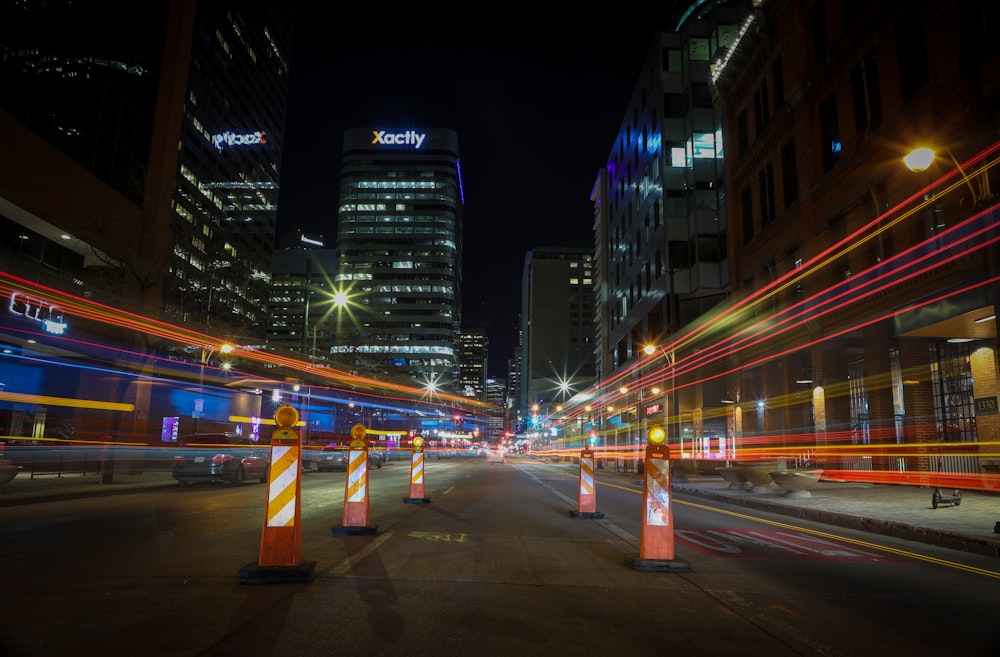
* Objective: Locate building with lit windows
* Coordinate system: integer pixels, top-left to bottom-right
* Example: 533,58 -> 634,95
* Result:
519,247 -> 597,422
268,231 -> 337,361
708,0 -> 1000,477
506,349 -> 523,435
456,328 -> 488,402
589,2 -> 749,461
332,128 -> 464,391
0,1 -> 295,342
485,376 -> 508,444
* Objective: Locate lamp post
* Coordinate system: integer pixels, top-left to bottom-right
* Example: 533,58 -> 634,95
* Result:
195,343 -> 233,432
204,260 -> 231,328
644,344 -> 675,457
721,386 -> 741,465
606,403 -> 617,471
904,145 -> 994,209
619,386 -> 630,471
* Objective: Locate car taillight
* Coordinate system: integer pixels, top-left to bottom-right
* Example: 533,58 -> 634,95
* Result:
172,455 -> 185,465
211,454 -> 229,464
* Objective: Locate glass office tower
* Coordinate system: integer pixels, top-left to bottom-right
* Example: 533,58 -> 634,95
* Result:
333,128 -> 464,391
163,2 -> 294,339
0,0 -> 295,342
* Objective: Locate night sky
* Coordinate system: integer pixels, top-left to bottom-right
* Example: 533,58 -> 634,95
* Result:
275,11 -> 671,377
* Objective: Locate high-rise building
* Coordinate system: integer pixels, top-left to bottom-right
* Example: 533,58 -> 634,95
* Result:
519,247 -> 597,419
268,231 -> 337,361
595,5 -> 744,376
0,0 -> 295,342
590,2 -> 747,452
332,128 -> 464,391
484,376 -> 507,444
162,2 -> 293,340
456,328 -> 488,402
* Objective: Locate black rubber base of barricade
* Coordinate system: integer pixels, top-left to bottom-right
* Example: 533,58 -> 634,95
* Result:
238,560 -> 317,585
569,510 -> 605,519
403,497 -> 431,504
624,553 -> 692,573
332,525 -> 378,536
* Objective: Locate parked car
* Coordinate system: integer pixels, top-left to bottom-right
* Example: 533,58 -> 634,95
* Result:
171,432 -> 269,487
368,447 -> 387,466
315,445 -> 383,472
315,445 -> 349,472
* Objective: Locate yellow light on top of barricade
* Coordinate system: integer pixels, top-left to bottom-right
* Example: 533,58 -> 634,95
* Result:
274,404 -> 299,429
647,425 -> 667,445
412,436 -> 424,450
350,423 -> 367,449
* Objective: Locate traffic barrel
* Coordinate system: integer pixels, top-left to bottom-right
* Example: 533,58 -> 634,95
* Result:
403,436 -> 431,504
333,423 -> 378,535
569,448 -> 604,518
624,425 -> 691,572
240,404 -> 316,584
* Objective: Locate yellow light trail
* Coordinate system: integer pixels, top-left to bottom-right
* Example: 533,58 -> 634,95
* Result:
0,391 -> 134,412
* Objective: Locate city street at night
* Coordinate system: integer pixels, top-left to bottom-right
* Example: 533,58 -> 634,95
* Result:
1,455 -> 998,657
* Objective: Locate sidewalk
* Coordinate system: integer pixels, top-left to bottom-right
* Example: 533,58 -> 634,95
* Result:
671,473 -> 1000,558
0,467 -> 178,507
2,464 -> 999,558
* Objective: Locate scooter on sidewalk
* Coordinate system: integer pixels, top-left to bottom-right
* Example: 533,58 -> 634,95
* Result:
930,457 -> 961,509
931,487 -> 961,509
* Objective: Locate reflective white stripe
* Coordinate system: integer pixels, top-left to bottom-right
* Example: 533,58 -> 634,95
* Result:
267,498 -> 296,527
645,458 -> 671,527
411,452 -> 424,484
579,457 -> 595,495
347,450 -> 367,502
266,445 -> 298,527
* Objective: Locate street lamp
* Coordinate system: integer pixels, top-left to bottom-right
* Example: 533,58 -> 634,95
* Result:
643,343 -> 675,456
904,144 -> 996,209
204,260 -> 231,328
195,342 -> 233,432
618,386 -> 631,471
721,386 -> 741,464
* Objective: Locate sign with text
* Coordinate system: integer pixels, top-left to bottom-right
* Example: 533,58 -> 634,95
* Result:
975,396 -> 998,414
9,292 -> 68,335
371,129 -> 426,149
211,130 -> 268,150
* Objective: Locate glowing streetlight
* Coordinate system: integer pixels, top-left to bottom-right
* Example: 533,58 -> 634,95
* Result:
903,146 -> 935,173
905,144 -> 992,208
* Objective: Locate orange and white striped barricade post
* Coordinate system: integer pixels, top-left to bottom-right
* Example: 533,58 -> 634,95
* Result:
403,436 -> 431,504
625,425 -> 691,573
569,448 -> 604,518
332,423 -> 378,536
240,404 -> 316,584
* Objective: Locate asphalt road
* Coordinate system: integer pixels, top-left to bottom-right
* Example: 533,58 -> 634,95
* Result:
1,456 -> 998,657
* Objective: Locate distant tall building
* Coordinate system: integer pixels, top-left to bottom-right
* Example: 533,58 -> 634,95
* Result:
0,1 -> 296,342
519,248 -> 597,416
506,334 -> 523,431
268,231 -> 337,361
332,128 -> 464,390
456,328 -> 487,402
484,376 -> 507,444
